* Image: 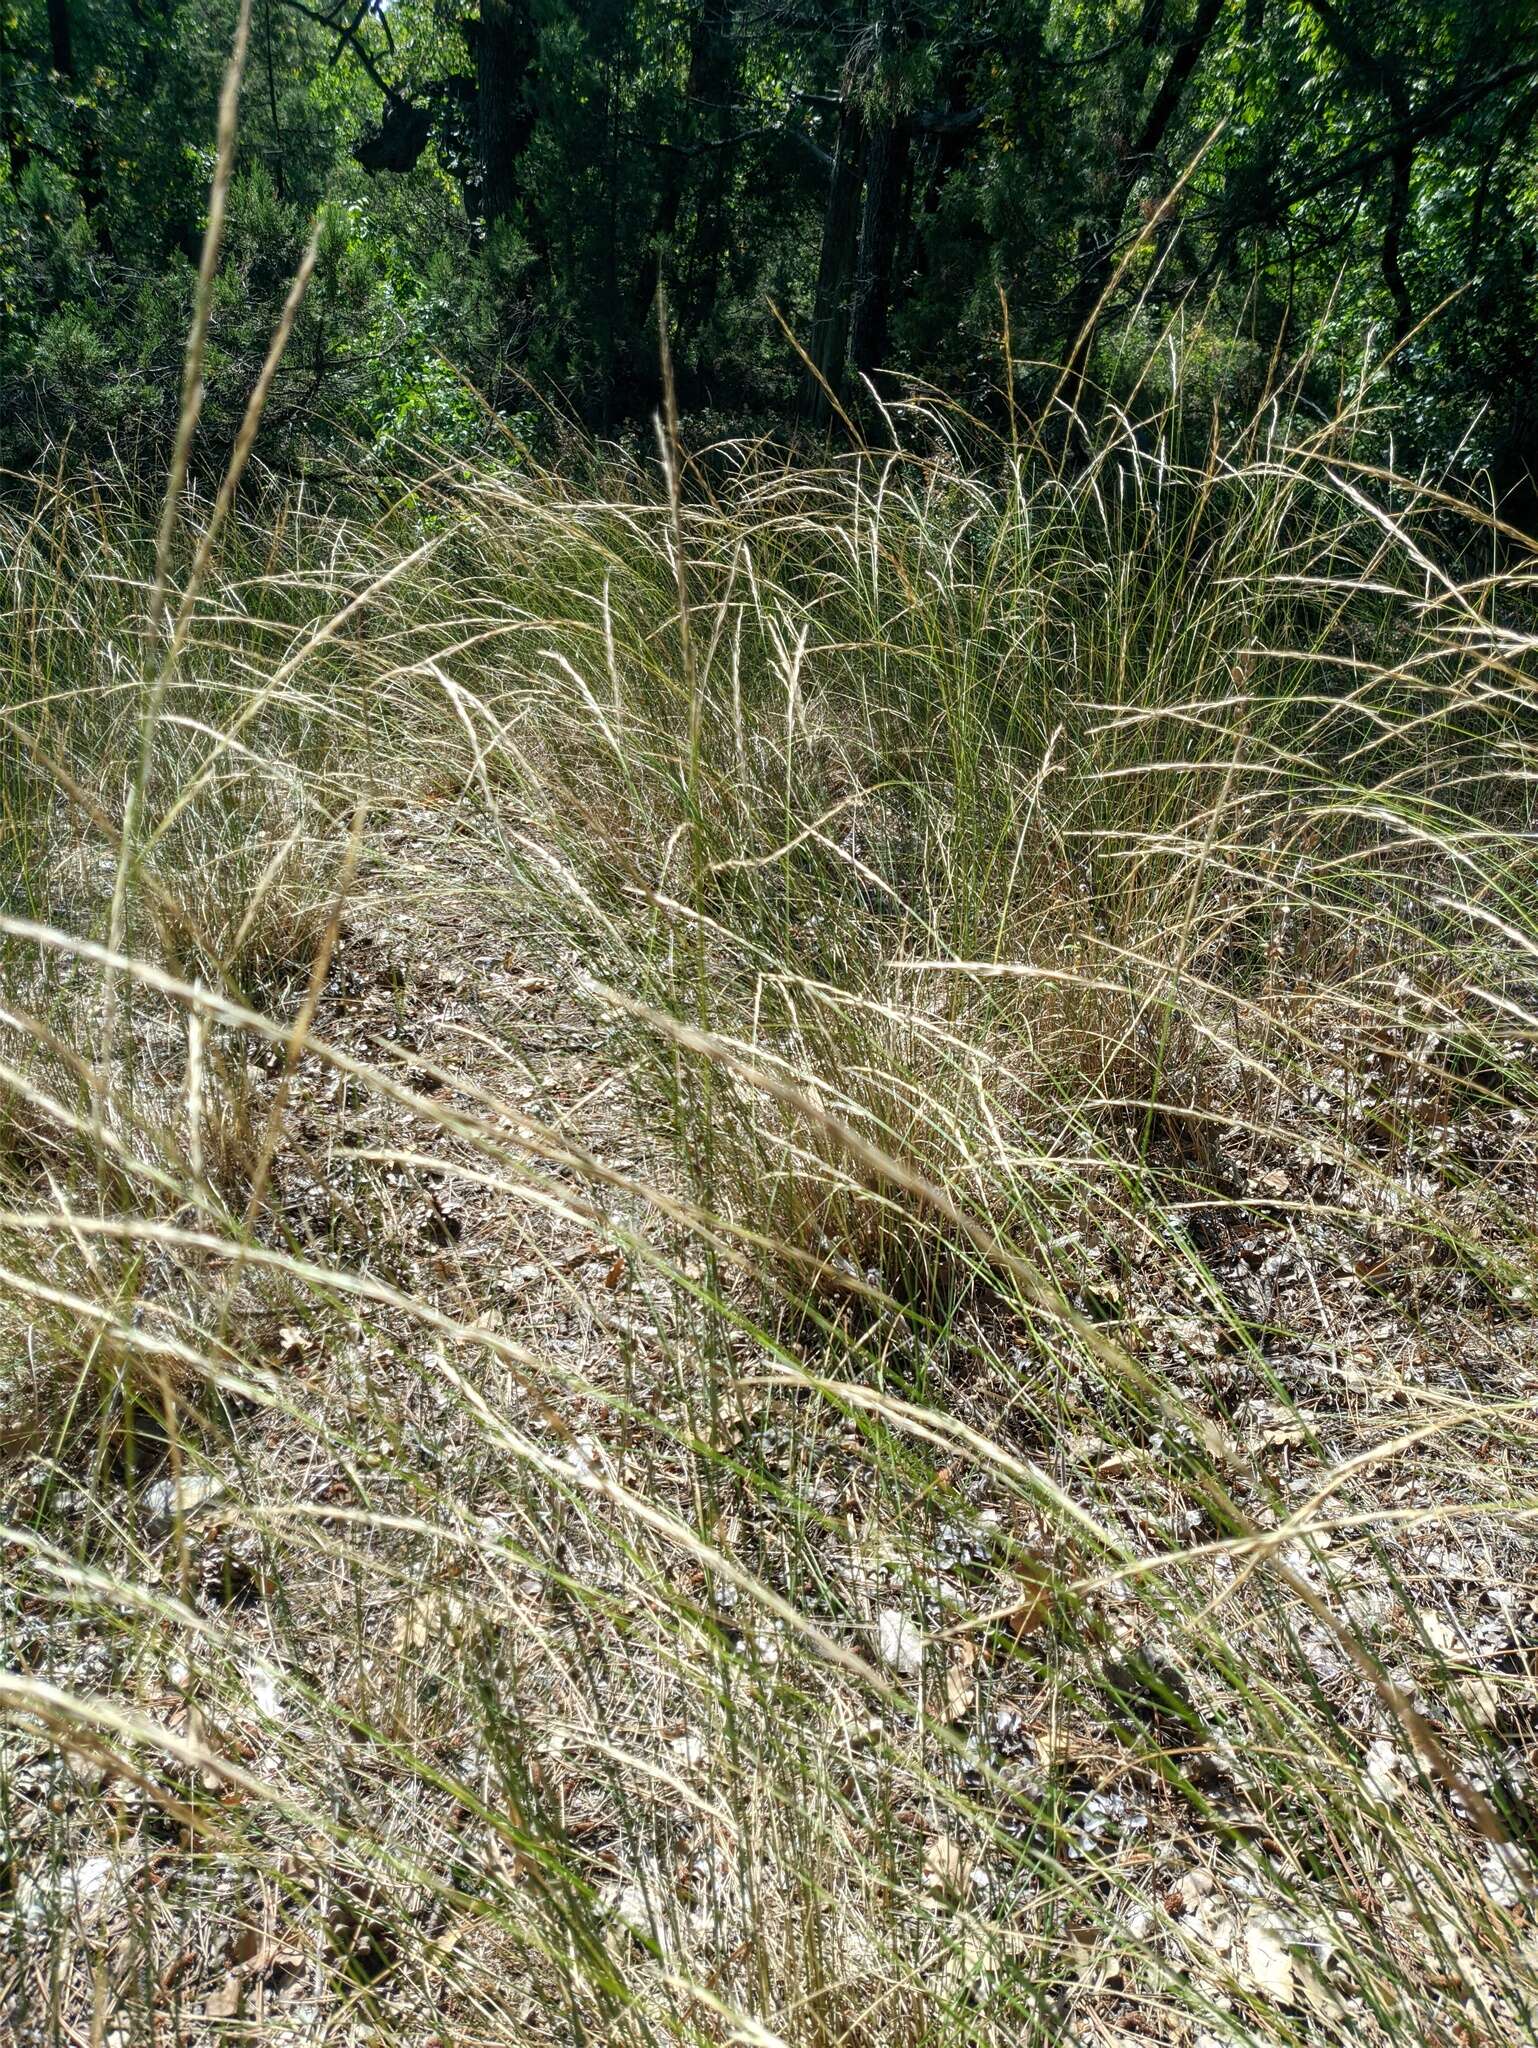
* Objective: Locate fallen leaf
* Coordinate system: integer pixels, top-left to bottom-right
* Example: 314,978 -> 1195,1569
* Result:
922,1833 -> 975,1898
1419,1612 -> 1504,1725
942,1655 -> 975,1723
1420,1612 -> 1463,1658
1456,1670 -> 1503,1725
1002,1553 -> 1055,1639
392,1588 -> 470,1653
1296,1962 -> 1347,2026
1480,1841 -> 1533,1909
600,1878 -> 657,1941
204,1976 -> 244,2020
1186,1898 -> 1236,1960
1244,1918 -> 1295,2003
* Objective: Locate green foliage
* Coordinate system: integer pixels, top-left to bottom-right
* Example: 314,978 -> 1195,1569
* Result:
1,0 -> 1536,502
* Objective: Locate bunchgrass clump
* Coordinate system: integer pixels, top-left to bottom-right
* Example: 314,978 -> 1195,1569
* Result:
2,356 -> 1536,2047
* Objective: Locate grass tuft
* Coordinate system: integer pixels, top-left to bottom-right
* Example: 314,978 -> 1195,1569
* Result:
2,357 -> 1537,2045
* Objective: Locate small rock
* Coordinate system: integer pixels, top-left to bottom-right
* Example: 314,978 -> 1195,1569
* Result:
1363,1737 -> 1406,1807
1481,1842 -> 1533,1910
875,1609 -> 923,1676
244,1663 -> 284,1723
16,1855 -> 115,1926
601,1877 -> 662,1945
141,1473 -> 227,1534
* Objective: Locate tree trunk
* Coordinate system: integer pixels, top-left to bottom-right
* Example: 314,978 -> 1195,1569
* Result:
476,0 -> 537,229
262,0 -> 286,196
805,93 -> 865,423
1302,0 -> 1418,342
849,112 -> 910,389
633,0 -> 734,380
680,0 -> 735,373
1381,139 -> 1415,341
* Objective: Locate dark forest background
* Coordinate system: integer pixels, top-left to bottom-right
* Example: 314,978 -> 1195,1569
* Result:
2,0 -> 1535,503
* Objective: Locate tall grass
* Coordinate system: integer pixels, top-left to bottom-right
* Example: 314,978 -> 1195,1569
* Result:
2,358 -> 1537,2047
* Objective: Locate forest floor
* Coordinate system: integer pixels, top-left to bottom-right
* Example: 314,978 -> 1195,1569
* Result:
7,801 -> 1538,2048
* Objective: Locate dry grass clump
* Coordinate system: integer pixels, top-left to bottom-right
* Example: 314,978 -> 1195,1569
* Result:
1,347 -> 1537,2048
